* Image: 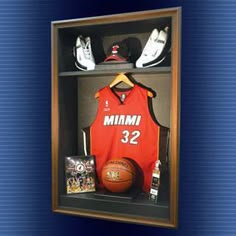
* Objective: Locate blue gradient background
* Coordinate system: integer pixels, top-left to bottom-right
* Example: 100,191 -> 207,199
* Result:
0,0 -> 236,235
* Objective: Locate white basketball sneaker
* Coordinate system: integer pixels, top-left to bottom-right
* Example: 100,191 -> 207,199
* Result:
73,35 -> 95,71
136,27 -> 169,68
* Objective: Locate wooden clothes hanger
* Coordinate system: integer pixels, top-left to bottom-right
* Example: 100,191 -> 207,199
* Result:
109,73 -> 134,88
95,73 -> 153,98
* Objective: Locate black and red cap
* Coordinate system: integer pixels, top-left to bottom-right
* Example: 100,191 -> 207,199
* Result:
104,41 -> 129,62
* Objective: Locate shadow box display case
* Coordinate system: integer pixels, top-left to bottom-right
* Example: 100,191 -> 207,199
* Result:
51,7 -> 181,228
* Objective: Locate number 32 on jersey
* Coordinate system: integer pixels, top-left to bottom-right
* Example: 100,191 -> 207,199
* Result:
121,130 -> 141,145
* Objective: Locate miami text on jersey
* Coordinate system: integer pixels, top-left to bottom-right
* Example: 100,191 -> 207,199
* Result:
103,115 -> 141,126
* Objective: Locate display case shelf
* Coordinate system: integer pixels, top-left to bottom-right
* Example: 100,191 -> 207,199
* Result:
58,67 -> 171,77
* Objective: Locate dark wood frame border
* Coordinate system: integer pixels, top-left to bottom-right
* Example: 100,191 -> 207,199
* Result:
51,7 -> 181,228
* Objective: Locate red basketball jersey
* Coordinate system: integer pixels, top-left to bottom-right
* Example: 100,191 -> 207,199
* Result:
90,84 -> 162,192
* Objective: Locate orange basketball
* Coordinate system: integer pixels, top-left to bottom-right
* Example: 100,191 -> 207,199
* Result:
101,158 -> 136,193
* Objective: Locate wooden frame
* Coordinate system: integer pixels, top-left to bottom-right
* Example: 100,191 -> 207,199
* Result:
51,7 -> 181,228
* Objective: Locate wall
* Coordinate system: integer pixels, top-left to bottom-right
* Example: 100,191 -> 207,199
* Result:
0,0 -> 235,235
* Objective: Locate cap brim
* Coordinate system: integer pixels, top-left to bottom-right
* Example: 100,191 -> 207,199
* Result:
104,54 -> 127,62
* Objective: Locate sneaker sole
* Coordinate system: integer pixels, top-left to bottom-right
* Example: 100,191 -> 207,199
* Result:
74,62 -> 88,71
140,55 -> 166,68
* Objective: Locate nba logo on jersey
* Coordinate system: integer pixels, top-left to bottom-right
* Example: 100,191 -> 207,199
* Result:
104,100 -> 110,111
